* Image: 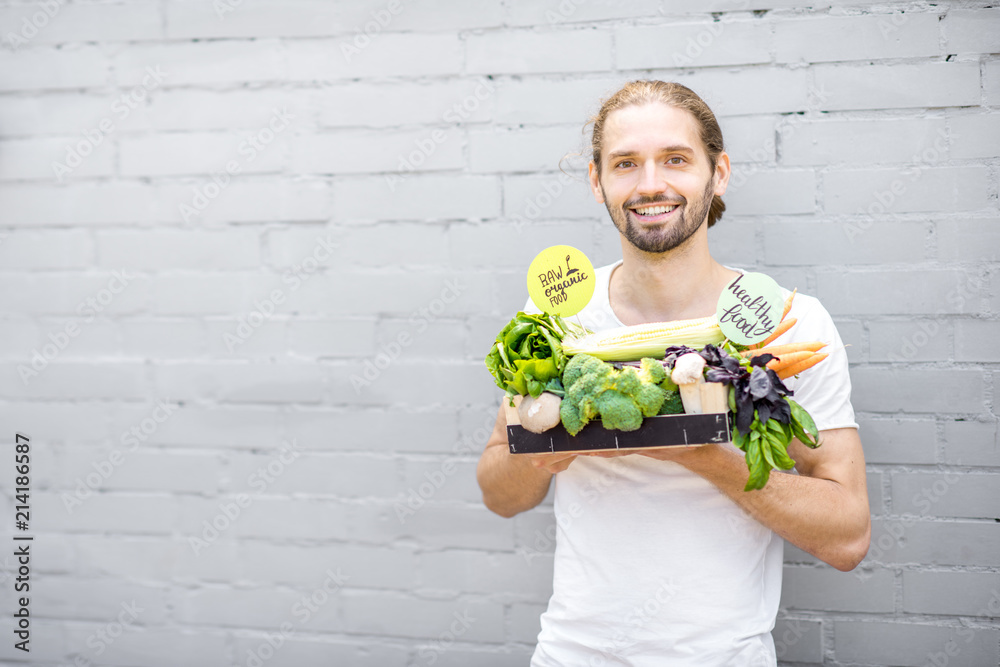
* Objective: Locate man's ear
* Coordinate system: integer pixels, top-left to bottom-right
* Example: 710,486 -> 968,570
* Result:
713,151 -> 731,197
588,161 -> 604,203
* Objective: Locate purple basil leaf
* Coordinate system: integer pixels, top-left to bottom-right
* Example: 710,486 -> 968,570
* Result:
774,398 -> 792,424
736,398 -> 755,433
749,367 -> 773,399
749,353 -> 776,368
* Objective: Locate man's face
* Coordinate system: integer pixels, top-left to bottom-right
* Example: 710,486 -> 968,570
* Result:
588,102 -> 729,254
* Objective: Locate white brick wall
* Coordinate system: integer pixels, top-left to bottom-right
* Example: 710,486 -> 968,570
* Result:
0,2 -> 998,666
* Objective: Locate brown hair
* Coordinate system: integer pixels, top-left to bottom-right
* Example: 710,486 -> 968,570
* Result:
590,80 -> 726,228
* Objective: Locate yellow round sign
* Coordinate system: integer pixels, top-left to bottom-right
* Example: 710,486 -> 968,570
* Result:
526,245 -> 595,317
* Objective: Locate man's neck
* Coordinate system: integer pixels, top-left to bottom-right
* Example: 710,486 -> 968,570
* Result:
609,230 -> 739,325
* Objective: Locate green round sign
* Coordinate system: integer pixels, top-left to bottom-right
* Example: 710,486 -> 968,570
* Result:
716,272 -> 785,346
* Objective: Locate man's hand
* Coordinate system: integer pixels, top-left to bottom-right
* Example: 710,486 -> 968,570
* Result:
526,452 -> 579,474
477,404 -> 559,518
582,445 -> 704,463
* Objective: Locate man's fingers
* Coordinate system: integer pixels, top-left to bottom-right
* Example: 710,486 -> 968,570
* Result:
529,453 -> 577,473
547,457 -> 575,473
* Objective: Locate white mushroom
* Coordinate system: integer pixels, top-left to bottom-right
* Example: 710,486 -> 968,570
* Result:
671,352 -> 706,414
517,392 -> 563,433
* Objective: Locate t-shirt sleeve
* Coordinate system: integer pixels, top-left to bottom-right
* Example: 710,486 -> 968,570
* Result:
770,293 -> 858,432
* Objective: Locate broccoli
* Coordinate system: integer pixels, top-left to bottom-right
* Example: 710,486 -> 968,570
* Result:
638,357 -> 667,385
562,353 -> 609,389
596,390 -> 643,431
633,383 -> 667,417
560,400 -> 586,436
658,390 -> 685,415
615,366 -> 642,396
558,353 -> 669,434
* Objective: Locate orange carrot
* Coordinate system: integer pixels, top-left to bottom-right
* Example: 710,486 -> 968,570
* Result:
777,352 -> 828,380
754,317 -> 797,349
781,289 -> 797,322
765,350 -> 814,372
740,341 -> 827,358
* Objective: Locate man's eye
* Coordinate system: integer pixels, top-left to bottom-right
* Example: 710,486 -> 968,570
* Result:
616,160 -> 635,168
667,157 -> 684,165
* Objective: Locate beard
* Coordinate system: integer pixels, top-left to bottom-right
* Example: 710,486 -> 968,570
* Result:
602,177 -> 715,254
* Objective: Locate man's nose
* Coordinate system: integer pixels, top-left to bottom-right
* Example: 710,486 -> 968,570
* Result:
637,160 -> 668,195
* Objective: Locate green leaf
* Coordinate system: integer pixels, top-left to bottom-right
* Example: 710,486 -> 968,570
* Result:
788,398 -> 820,448
744,437 -> 771,491
537,325 -> 568,371
770,437 -> 797,470
543,377 -> 565,398
526,378 -> 544,398
760,432 -> 778,471
503,321 -> 533,349
733,425 -> 750,452
509,371 -> 528,396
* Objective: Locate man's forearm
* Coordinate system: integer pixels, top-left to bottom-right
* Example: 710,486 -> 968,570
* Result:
477,444 -> 553,518
672,437 -> 871,571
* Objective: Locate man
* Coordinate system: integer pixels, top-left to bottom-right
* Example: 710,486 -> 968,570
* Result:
476,81 -> 870,666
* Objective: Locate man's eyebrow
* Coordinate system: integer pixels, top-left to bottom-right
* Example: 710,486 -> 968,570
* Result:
606,145 -> 696,159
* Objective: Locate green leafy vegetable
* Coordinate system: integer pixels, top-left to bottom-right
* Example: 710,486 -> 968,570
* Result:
663,342 -> 823,491
485,312 -> 584,403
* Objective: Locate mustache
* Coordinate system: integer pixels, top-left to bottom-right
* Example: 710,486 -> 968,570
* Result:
623,195 -> 686,208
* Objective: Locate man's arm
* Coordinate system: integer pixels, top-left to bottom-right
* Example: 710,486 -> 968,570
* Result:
476,404 -> 578,518
638,427 -> 871,571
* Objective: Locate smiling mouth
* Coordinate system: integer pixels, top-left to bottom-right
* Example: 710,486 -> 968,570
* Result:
632,204 -> 678,216
629,203 -> 680,221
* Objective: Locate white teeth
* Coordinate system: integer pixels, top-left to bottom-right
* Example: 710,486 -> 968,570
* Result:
634,205 -> 677,216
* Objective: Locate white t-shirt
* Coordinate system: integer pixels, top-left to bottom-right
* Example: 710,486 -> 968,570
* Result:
529,261 -> 856,667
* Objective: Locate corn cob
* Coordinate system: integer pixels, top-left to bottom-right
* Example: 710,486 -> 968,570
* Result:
561,316 -> 725,362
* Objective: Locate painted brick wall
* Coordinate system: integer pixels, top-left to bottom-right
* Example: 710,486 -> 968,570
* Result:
0,1 -> 997,666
